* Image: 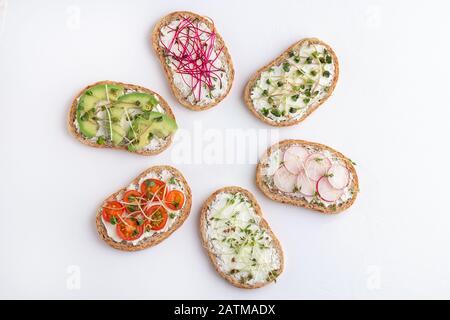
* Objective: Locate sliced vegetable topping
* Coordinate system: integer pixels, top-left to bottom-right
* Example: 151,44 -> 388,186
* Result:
140,179 -> 166,200
116,218 -> 144,241
327,164 -> 350,189
283,146 -> 309,174
273,166 -> 297,193
164,190 -> 185,210
304,153 -> 332,181
265,144 -> 354,207
316,176 -> 344,202
296,172 -> 316,196
101,172 -> 186,243
144,205 -> 168,231
123,190 -> 143,213
75,84 -> 177,151
101,201 -> 124,224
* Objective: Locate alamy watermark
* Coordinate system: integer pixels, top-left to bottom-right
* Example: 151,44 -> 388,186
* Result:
366,265 -> 381,290
66,265 -> 81,290
169,122 -> 280,165
0,0 -> 8,35
66,5 -> 81,31
365,5 -> 382,29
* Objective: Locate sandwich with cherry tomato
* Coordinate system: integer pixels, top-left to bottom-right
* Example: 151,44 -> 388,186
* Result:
96,165 -> 192,251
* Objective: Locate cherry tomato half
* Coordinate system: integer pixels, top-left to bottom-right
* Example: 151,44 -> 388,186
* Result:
164,190 -> 185,210
123,190 -> 143,213
144,205 -> 168,231
116,218 -> 144,241
140,179 -> 166,200
101,201 -> 124,224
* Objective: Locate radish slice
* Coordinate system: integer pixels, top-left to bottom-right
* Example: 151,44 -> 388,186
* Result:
273,166 -> 297,193
316,176 -> 344,202
283,146 -> 309,175
296,172 -> 316,196
327,164 -> 350,190
304,153 -> 332,181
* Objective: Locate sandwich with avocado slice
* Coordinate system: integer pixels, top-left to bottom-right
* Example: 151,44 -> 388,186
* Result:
68,81 -> 178,155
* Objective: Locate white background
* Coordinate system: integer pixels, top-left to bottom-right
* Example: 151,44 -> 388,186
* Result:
0,0 -> 449,300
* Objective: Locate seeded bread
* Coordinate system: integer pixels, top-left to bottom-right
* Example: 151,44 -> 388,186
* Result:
67,80 -> 176,155
256,139 -> 359,214
200,186 -> 284,289
244,38 -> 339,126
152,11 -> 234,111
96,165 -> 192,251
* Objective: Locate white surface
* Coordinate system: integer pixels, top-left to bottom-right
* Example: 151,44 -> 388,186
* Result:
0,0 -> 449,300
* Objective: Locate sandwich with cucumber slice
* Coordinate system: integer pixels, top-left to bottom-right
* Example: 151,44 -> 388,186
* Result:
244,38 -> 339,126
68,81 -> 177,155
200,186 -> 284,289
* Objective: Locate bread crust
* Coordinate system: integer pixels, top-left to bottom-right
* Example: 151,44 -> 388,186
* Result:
244,38 -> 339,127
67,80 -> 176,155
96,165 -> 192,251
151,11 -> 235,111
256,140 -> 359,214
199,186 -> 284,289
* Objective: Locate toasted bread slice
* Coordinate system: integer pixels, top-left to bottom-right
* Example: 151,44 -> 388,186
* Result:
200,186 -> 284,288
96,165 -> 192,251
256,140 -> 359,214
152,11 -> 234,111
244,38 -> 339,126
68,80 -> 177,155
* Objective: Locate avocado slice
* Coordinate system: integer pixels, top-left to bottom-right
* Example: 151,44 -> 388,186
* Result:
148,114 -> 178,138
105,93 -> 159,145
76,106 -> 99,138
76,84 -> 124,139
126,112 -> 177,151
78,119 -> 98,138
115,92 -> 159,111
77,84 -> 124,112
104,107 -> 126,146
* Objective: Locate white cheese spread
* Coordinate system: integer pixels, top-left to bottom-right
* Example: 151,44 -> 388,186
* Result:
250,41 -> 336,123
204,191 -> 282,286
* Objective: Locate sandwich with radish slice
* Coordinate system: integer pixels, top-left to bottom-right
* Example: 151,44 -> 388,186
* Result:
256,140 -> 359,213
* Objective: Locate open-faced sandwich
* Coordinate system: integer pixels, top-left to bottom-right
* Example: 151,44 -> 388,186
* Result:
68,81 -> 177,155
256,140 -> 359,214
96,166 -> 191,251
244,38 -> 339,126
200,186 -> 284,289
152,11 -> 234,111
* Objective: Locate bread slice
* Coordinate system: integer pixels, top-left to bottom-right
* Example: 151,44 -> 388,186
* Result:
152,11 -> 234,111
96,165 -> 192,251
256,140 -> 359,214
200,186 -> 284,289
244,38 -> 339,126
67,80 -> 176,155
